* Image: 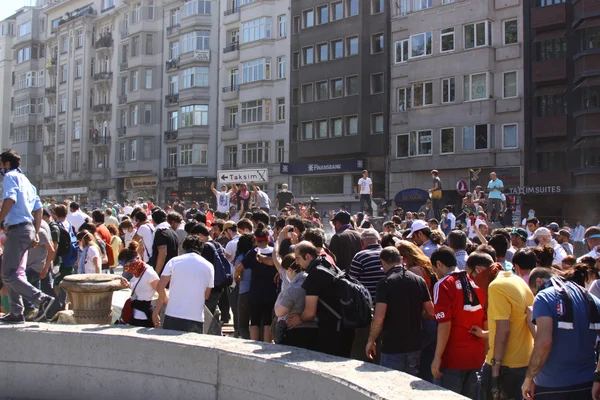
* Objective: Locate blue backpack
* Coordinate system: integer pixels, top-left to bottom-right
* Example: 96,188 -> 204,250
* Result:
57,222 -> 79,267
204,241 -> 233,290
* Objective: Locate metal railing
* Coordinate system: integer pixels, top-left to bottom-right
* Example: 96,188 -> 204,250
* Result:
165,94 -> 179,106
94,33 -> 113,50
164,130 -> 178,141
223,43 -> 239,53
92,104 -> 112,113
93,71 -> 113,82
166,57 -> 180,71
222,85 -> 239,93
222,124 -> 239,131
224,7 -> 240,16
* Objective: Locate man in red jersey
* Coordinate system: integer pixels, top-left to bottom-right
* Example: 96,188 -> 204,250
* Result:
430,246 -> 486,399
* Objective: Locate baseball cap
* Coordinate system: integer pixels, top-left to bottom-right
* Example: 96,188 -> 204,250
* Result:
361,228 -> 380,241
547,222 -> 560,233
407,220 -> 429,238
528,227 -> 552,241
510,228 -> 528,240
558,229 -> 571,238
332,211 -> 351,225
223,221 -> 237,231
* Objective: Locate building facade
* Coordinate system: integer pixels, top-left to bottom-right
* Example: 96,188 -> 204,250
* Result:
0,13 -> 17,155
216,0 -> 291,201
389,0 -> 524,216
288,0 -> 390,212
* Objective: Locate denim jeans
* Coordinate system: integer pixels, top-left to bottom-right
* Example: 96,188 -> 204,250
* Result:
237,291 -> 251,339
418,319 -> 438,383
228,285 -> 239,335
435,369 -> 478,399
478,363 -> 527,400
380,351 -> 421,377
24,268 -> 55,316
360,194 -> 373,214
205,290 -> 222,320
163,315 -> 203,334
535,381 -> 593,400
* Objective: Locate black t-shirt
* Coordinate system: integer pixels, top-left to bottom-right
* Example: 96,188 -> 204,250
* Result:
200,241 -> 222,293
276,191 -> 294,207
174,205 -> 185,215
279,238 -> 293,257
375,267 -> 431,354
433,176 -> 442,192
242,248 -> 277,304
150,228 -> 179,269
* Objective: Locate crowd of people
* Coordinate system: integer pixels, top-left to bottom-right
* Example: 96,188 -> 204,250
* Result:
1,149 -> 600,399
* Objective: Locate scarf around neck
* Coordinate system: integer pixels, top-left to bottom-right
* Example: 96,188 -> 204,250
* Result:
127,258 -> 147,278
453,271 -> 482,312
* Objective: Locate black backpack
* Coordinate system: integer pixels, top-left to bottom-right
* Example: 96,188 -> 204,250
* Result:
316,263 -> 373,332
56,222 -> 79,267
204,241 -> 233,290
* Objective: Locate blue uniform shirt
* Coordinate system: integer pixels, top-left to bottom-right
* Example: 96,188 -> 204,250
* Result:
2,170 -> 42,226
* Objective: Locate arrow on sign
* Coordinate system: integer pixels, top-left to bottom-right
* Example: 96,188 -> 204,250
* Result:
218,169 -> 269,185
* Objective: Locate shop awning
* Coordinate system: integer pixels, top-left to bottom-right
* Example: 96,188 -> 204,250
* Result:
576,17 -> 600,30
533,29 -> 565,42
535,141 -> 568,152
534,85 -> 567,96
40,187 -> 88,196
573,76 -> 600,91
570,136 -> 600,150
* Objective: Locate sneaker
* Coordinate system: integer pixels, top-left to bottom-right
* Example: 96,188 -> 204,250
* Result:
33,296 -> 55,322
0,313 -> 25,324
25,308 -> 39,321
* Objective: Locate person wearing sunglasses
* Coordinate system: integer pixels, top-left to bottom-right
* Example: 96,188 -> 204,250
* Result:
118,241 -> 159,327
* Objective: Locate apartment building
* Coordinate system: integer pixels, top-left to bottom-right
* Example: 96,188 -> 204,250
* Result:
523,0 -> 600,222
215,0 -> 291,201
0,13 -> 17,155
289,0 -> 389,211
389,0 -> 524,215
161,0 -> 220,203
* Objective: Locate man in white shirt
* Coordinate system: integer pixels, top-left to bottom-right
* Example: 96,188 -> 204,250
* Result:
152,235 -> 214,333
123,201 -> 134,216
571,221 -> 586,256
356,170 -> 373,214
447,205 -> 456,230
211,182 -> 232,215
529,227 -> 567,264
132,210 -> 155,262
66,201 -> 89,232
578,226 -> 600,261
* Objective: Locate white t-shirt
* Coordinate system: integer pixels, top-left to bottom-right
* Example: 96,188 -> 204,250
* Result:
162,253 -> 215,322
124,229 -> 136,247
83,246 -> 101,274
123,206 -> 134,216
358,177 -> 372,195
447,212 -> 456,229
225,234 -> 240,262
137,224 -> 154,262
67,211 -> 88,232
216,191 -> 231,214
130,267 -> 160,320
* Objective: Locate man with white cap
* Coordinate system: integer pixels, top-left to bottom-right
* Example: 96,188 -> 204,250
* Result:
578,226 -> 600,262
408,220 -> 439,258
528,227 -> 567,265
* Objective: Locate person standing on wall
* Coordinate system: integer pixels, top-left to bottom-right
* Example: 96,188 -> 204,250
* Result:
429,170 -> 442,220
486,172 -> 504,224
356,170 -> 373,215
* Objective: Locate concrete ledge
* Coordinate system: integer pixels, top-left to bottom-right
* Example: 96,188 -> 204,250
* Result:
0,324 -> 465,400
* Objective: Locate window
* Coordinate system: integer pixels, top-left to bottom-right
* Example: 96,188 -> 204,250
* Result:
130,139 -> 138,161
331,78 -> 343,98
346,36 -> 359,56
242,58 -> 271,83
60,94 -> 67,113
538,0 -> 566,5
76,59 -> 83,78
131,70 -> 139,91
464,21 -> 490,49
371,73 -> 384,94
167,148 -> 177,168
316,81 -> 328,100
332,39 -> 344,59
504,20 -> 518,45
182,31 -> 210,52
168,111 -> 179,131
145,68 -> 153,89
183,0 -> 211,16
61,64 -> 68,83
227,106 -> 238,127
410,32 -> 432,58
317,5 -> 329,24
103,0 -> 115,10
441,128 -> 454,154
241,142 -> 269,165
277,56 -> 286,79
412,82 -> 433,106
57,154 -> 65,173
77,30 -> 84,48
442,78 -> 455,103
277,98 -> 285,121
414,0 -> 432,11
582,27 -> 600,51
464,72 -> 488,101
242,18 -> 272,43
276,140 -> 285,162
372,0 -> 384,13
144,104 -> 152,124
16,47 -> 31,63
18,22 -> 31,37
346,75 -> 358,96
463,124 -> 489,150
395,40 -> 409,63
303,46 -> 314,65
346,115 -> 358,135
303,9 -> 314,28
225,145 -> 237,167
169,75 -> 179,94
148,0 -> 155,19
118,143 -> 126,162
396,131 -> 432,157
61,35 -> 68,53
537,37 -> 567,61
278,15 -> 287,38
330,117 -> 343,137
317,43 -> 328,62
314,120 -> 327,138
171,8 -> 181,26
372,33 -> 384,54
73,121 -> 81,140
441,28 -> 455,52
332,1 -> 344,21
180,105 -> 209,127
179,144 -> 192,165
132,3 -> 141,23
132,36 -> 140,57
72,152 -> 80,171
503,124 -> 518,149
503,71 -> 517,98
346,0 -> 359,16
131,105 -> 139,125
397,87 -> 412,111
302,83 -> 314,102
302,121 -> 313,140
293,16 -> 300,34
292,52 -> 300,69
37,97 -> 44,114
58,124 -> 66,143
13,99 -> 32,117
169,41 -> 180,59
538,93 -> 567,116
145,34 -> 153,55
241,100 -> 263,123
371,114 -> 384,134
74,90 -> 82,109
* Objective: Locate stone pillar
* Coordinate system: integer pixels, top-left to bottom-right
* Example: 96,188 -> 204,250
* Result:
60,274 -> 126,325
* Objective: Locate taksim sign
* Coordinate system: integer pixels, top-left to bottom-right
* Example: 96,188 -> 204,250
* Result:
508,186 -> 562,195
218,169 -> 269,184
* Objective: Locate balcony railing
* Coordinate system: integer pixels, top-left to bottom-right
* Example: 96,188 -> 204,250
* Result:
118,95 -> 127,105
117,127 -> 126,137
166,24 -> 180,37
224,7 -> 240,16
220,164 -> 238,170
165,94 -> 179,106
43,144 -> 55,153
164,130 -> 178,142
164,167 -> 178,178
92,104 -> 112,113
120,61 -> 128,70
45,87 -> 56,96
222,85 -> 239,93
94,71 -> 113,82
44,116 -> 55,124
94,33 -> 113,50
223,43 -> 239,53
90,135 -> 111,145
57,5 -> 96,27
222,124 -> 239,131
166,58 -> 180,71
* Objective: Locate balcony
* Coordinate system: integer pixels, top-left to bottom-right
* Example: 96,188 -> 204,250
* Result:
164,130 -> 178,142
118,95 -> 127,105
531,3 -> 567,29
120,61 -> 128,71
117,127 -> 126,137
94,33 -> 113,51
94,71 -> 113,84
179,50 -> 211,67
166,24 -> 180,38
44,116 -> 56,132
57,4 -> 96,27
90,135 -> 111,147
223,43 -> 239,53
574,53 -> 600,82
45,87 -> 56,98
223,7 -> 240,16
92,103 -> 112,119
166,57 -> 180,71
164,167 -> 178,179
45,57 -> 57,72
532,59 -> 567,83
575,111 -> 600,138
165,94 -> 179,107
574,0 -> 600,23
532,115 -> 568,139
221,85 -> 239,101
221,125 -> 239,140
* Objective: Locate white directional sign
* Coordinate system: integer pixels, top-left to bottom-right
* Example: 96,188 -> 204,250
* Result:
218,169 -> 269,185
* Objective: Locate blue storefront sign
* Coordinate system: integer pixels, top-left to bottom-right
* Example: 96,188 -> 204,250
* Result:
280,158 -> 365,175
394,188 -> 430,212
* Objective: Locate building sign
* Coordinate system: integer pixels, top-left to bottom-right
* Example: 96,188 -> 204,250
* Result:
40,187 -> 88,196
124,176 -> 158,190
280,158 -> 365,175
508,186 -> 562,195
194,50 -> 210,61
218,169 -> 268,184
178,178 -> 213,202
394,188 -> 429,203
456,180 -> 468,196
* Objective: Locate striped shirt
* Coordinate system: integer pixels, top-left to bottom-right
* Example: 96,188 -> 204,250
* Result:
349,244 -> 385,299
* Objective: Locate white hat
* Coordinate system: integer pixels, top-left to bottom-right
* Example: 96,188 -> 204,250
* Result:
407,220 -> 429,238
528,227 -> 551,241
